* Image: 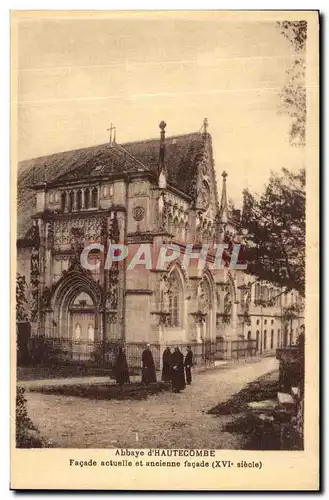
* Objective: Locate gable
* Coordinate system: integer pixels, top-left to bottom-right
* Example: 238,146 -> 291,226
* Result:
16,131 -> 210,239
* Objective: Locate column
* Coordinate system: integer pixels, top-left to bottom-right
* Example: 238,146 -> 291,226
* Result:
73,189 -> 77,211
81,188 -> 85,210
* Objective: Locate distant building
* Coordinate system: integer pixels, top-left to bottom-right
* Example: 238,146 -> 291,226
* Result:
16,120 -> 304,364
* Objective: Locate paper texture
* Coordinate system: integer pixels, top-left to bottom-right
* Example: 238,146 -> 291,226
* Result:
11,10 -> 319,491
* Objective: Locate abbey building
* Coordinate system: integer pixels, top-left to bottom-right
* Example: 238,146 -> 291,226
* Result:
16,120 -> 304,365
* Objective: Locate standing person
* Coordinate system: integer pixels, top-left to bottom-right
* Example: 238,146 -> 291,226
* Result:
184,345 -> 193,385
162,346 -> 172,383
141,344 -> 157,385
114,346 -> 130,386
171,346 -> 186,393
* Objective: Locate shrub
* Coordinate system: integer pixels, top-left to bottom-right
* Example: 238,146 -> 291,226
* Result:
16,386 -> 45,448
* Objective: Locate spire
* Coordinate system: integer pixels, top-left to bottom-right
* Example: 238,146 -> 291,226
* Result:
203,117 -> 208,135
158,120 -> 167,188
219,170 -> 228,224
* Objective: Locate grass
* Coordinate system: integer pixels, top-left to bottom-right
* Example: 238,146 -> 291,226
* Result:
29,381 -> 171,401
17,364 -> 139,381
208,369 -> 303,450
208,370 -> 279,416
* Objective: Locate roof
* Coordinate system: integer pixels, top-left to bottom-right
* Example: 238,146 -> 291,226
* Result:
16,132 -> 208,239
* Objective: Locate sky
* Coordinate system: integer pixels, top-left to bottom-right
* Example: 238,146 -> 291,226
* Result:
14,12 -> 306,207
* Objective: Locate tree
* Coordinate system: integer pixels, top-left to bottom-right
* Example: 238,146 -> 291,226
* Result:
241,168 -> 305,296
16,273 -> 28,323
277,20 -> 307,147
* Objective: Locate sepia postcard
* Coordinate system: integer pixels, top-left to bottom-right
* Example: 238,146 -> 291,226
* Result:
10,10 -> 319,491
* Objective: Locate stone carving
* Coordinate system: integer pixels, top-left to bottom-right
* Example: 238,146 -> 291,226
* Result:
199,277 -> 211,313
47,221 -> 54,250
40,286 -> 52,309
109,212 -> 120,243
54,218 -> 103,250
160,273 -> 171,310
106,268 -> 119,310
69,227 -> 84,266
199,181 -> 211,211
224,290 -> 232,315
100,217 -> 108,246
132,205 -> 145,222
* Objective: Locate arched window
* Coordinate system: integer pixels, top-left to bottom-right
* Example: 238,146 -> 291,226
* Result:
91,187 -> 98,208
256,330 -> 260,351
76,189 -> 82,210
84,188 -> 90,209
271,329 -> 274,349
263,287 -> 268,302
168,270 -> 182,327
264,330 -> 267,350
277,329 -> 281,347
68,191 -> 74,212
74,323 -> 81,340
247,331 -> 252,340
60,191 -> 67,212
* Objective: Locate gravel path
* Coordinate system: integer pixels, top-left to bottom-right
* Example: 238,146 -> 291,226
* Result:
25,357 -> 278,449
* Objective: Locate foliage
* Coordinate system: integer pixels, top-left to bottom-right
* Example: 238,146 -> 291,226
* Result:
16,274 -> 28,323
241,168 -> 305,296
16,386 -> 45,448
277,21 -> 307,146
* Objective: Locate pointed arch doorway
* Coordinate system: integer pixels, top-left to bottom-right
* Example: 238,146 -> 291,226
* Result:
50,268 -> 102,361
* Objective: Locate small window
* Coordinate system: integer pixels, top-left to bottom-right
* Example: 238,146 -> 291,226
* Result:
91,187 -> 98,208
61,191 -> 66,212
247,331 -> 252,340
68,191 -> 74,212
256,319 -> 260,325
76,189 -> 82,210
84,188 -> 90,209
264,319 -> 267,325
271,319 -> 274,325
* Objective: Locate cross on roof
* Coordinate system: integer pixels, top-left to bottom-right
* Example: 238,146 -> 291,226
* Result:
107,123 -> 116,144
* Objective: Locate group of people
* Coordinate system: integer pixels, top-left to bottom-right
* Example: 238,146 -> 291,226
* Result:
113,344 -> 194,393
161,345 -> 193,392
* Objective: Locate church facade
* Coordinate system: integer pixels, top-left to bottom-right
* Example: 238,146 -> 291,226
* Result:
16,120 -> 304,366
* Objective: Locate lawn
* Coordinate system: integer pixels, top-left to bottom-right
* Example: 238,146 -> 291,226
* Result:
28,381 -> 171,401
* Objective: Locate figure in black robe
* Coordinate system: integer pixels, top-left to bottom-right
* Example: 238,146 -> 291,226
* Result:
171,347 -> 186,393
141,345 -> 157,385
162,347 -> 172,383
184,346 -> 193,385
114,347 -> 130,386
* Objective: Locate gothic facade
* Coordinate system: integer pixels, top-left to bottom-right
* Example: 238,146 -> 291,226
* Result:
16,120 -> 304,361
